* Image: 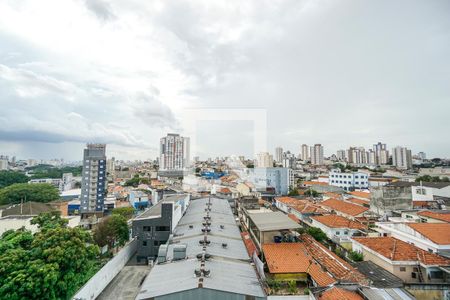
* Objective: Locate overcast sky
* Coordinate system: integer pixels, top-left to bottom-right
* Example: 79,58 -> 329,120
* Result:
0,0 -> 449,161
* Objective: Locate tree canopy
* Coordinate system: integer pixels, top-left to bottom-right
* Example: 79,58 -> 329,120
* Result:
0,171 -> 29,189
0,183 -> 60,205
93,215 -> 129,250
112,207 -> 135,220
306,227 -> 327,243
26,165 -> 82,179
0,212 -> 100,300
415,175 -> 450,182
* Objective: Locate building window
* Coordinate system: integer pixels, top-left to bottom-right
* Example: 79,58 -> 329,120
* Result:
154,240 -> 162,246
143,241 -> 147,246
428,248 -> 433,253
344,231 -> 348,235
400,267 -> 406,272
336,231 -> 340,235
143,226 -> 151,232
411,272 -> 417,279
155,226 -> 170,232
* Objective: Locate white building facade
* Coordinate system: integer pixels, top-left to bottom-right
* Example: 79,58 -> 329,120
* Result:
328,169 -> 369,191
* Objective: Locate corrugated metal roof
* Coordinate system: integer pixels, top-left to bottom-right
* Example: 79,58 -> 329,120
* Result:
360,287 -> 416,300
249,211 -> 301,231
136,197 -> 265,299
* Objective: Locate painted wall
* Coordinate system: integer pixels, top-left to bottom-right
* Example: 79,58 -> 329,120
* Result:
72,238 -> 137,300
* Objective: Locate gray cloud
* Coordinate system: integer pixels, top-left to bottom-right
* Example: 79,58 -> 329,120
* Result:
83,0 -> 116,21
0,0 -> 449,160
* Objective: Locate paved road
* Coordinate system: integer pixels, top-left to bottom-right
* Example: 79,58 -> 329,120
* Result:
97,265 -> 150,300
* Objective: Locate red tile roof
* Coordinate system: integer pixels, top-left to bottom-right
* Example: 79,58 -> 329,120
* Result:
307,261 -> 336,286
352,237 -> 450,266
311,215 -> 365,230
348,191 -> 370,199
417,210 -> 450,223
219,187 -> 232,194
320,199 -> 369,216
276,197 -> 327,214
302,235 -> 368,285
262,237 -> 368,286
302,181 -> 328,186
320,287 -> 363,300
408,223 -> 450,245
262,243 -> 310,273
346,197 -> 369,206
241,232 -> 258,257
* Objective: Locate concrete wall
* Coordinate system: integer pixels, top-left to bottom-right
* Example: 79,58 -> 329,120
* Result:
370,185 -> 412,216
72,238 -> 137,300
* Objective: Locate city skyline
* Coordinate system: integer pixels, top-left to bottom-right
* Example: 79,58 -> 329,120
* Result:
0,1 -> 449,160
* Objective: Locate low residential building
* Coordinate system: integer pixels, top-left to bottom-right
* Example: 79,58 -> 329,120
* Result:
417,210 -> 450,223
242,210 -> 300,253
320,198 -> 369,220
242,167 -> 293,195
132,194 -> 190,262
310,215 -> 365,247
352,236 -> 450,284
329,169 -> 369,191
316,287 -> 363,300
263,235 -> 367,287
128,190 -> 149,210
376,222 -> 450,257
275,196 -> 327,225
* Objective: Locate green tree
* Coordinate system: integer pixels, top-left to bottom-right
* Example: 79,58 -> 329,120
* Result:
304,189 -> 319,197
93,215 -> 129,249
0,171 -> 29,189
288,188 -> 299,196
287,280 -> 297,294
124,175 -> 140,187
306,227 -> 327,242
0,212 -> 100,300
0,183 -> 60,205
415,175 -> 450,183
30,211 -> 68,231
349,250 -> 364,262
112,207 -> 135,220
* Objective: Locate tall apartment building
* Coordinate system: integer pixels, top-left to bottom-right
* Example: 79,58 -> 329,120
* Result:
417,152 -> 426,160
373,142 -> 389,165
159,134 -> 190,170
392,146 -> 412,170
256,152 -> 274,168
310,144 -> 324,165
275,147 -> 283,163
301,144 -> 309,161
336,150 -> 346,161
80,144 -> 107,217
0,158 -> 8,170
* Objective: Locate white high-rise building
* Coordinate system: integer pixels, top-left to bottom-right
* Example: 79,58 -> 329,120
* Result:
336,150 -> 346,161
392,146 -> 412,170
373,142 -> 389,165
159,134 -> 190,170
0,159 -> 8,170
417,152 -> 426,160
275,147 -> 283,163
256,152 -> 274,168
301,144 -> 309,161
310,144 -> 324,165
